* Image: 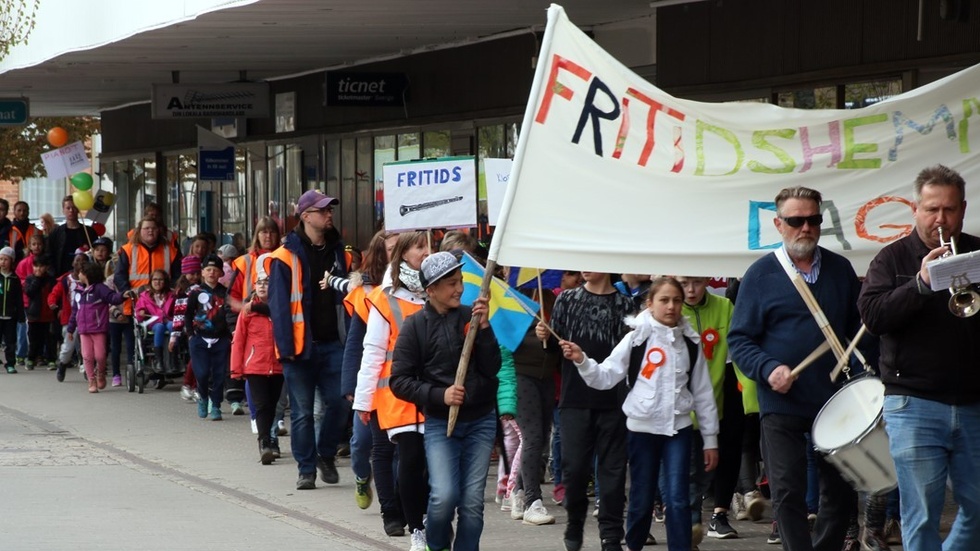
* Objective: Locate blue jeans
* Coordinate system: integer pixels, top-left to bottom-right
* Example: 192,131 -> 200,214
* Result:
282,341 -> 345,475
16,321 -> 27,358
151,321 -> 172,348
884,395 -> 980,551
188,336 -> 230,409
806,432 -> 820,515
627,428 -> 692,551
551,407 -> 562,486
350,407 -> 373,480
424,412 -> 496,551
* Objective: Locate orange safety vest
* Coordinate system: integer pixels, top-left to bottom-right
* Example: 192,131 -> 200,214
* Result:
265,246 -> 306,359
343,284 -> 371,323
232,251 -> 260,299
9,223 -> 37,253
366,285 -> 424,431
120,241 -> 175,315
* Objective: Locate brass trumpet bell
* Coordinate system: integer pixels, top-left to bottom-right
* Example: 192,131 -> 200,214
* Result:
939,227 -> 980,318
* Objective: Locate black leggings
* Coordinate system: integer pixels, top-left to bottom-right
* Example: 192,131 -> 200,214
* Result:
245,374 -> 284,445
28,321 -> 56,363
515,373 -> 555,506
109,321 -> 135,377
714,363 -> 745,510
393,431 -> 428,532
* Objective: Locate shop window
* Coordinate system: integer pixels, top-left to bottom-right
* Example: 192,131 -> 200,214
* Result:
220,149 -> 247,248
777,87 -> 837,109
844,80 -> 901,109
423,130 -> 451,158
175,154 -> 198,245
398,132 -> 420,161
355,137 -> 374,249
340,138 -> 356,243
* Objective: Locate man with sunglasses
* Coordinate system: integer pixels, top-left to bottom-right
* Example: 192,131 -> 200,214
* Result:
266,189 -> 351,490
729,186 -> 871,551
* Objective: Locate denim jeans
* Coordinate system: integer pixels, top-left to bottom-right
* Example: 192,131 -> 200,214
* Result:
805,432 -> 820,515
883,395 -> 980,551
188,336 -> 230,409
151,321 -> 172,348
282,340 -> 345,475
551,407 -> 562,486
350,408 -> 373,480
627,428 -> 692,551
423,412 -> 496,551
16,321 -> 27,358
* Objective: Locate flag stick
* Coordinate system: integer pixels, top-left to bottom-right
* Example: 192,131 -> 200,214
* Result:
536,270 -> 547,349
448,258 -> 496,436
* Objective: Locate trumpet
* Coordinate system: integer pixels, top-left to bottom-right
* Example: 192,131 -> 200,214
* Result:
938,227 -> 980,317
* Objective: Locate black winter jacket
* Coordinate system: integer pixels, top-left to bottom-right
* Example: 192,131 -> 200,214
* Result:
389,302 -> 501,422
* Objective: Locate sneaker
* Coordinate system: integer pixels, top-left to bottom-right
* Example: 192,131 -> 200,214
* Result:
883,518 -> 902,545
731,492 -> 747,520
592,501 -> 599,518
250,419 -> 259,434
6,365 -> 16,374
563,537 -> 583,551
355,476 -> 373,509
808,512 -> 817,532
231,401 -> 245,415
552,483 -> 565,506
600,538 -> 622,551
15,357 -> 25,367
271,443 -> 281,458
192,390 -> 201,402
653,501 -> 665,523
707,511 -> 738,539
111,375 -> 122,387
767,521 -> 781,545
25,360 -> 34,370
692,523 -> 705,547
277,419 -> 289,436
197,399 -> 208,418
210,407 -> 223,421
208,398 -> 213,414
744,489 -> 766,521
645,533 -> 657,545
259,443 -> 275,465
586,478 -> 595,498
47,362 -> 58,371
522,499 -> 555,525
409,528 -> 426,551
860,527 -> 892,551
180,385 -> 194,401
500,492 -> 511,512
383,517 -> 406,537
296,472 -> 316,490
510,489 -> 525,520
317,456 -> 339,484
56,363 -> 66,382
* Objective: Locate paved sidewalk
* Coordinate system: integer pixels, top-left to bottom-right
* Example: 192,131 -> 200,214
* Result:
0,367 -> 931,550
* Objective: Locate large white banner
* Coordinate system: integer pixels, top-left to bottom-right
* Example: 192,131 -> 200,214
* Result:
490,5 -> 980,277
383,157 -> 477,231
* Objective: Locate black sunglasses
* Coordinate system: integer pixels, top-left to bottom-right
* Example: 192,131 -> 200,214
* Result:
780,214 -> 823,228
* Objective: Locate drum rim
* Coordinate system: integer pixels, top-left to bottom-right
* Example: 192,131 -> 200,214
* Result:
811,375 -> 884,452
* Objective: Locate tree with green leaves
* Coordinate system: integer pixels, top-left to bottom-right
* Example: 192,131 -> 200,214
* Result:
0,117 -> 102,181
0,0 -> 39,60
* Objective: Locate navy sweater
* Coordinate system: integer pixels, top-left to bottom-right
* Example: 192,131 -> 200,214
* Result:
728,247 -> 874,419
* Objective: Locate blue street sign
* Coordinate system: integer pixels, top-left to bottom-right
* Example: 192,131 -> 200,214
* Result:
198,146 -> 235,181
0,98 -> 29,126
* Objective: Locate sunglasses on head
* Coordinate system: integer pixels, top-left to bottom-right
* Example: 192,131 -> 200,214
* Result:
780,214 -> 823,228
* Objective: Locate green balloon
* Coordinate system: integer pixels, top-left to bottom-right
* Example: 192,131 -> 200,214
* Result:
71,172 -> 93,191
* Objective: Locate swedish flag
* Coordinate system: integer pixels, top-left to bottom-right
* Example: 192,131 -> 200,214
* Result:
460,252 -> 539,352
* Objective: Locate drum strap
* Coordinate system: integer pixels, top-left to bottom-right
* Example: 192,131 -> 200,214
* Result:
774,247 -> 871,376
627,337 -> 698,390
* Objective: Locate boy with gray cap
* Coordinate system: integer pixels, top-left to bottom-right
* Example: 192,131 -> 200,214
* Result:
389,251 -> 499,551
0,246 -> 24,373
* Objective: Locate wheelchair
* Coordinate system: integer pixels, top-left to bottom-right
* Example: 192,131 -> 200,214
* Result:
128,317 -> 186,394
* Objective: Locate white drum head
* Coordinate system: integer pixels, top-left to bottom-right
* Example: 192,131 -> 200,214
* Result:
812,377 -> 884,451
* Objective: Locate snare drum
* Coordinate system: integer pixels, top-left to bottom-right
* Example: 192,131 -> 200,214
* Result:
811,377 -> 897,495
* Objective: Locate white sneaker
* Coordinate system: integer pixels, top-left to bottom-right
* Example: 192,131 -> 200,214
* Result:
277,419 -> 288,436
732,492 -> 748,520
250,419 -> 258,434
522,499 -> 555,525
509,489 -> 525,520
180,385 -> 194,402
409,528 -> 426,551
744,490 -> 766,521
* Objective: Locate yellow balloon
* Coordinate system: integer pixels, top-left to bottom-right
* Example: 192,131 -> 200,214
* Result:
72,190 -> 94,211
101,192 -> 115,207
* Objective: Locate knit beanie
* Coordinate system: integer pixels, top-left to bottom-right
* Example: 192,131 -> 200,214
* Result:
181,255 -> 202,274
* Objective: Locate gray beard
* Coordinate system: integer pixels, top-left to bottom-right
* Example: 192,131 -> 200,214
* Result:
785,238 -> 817,260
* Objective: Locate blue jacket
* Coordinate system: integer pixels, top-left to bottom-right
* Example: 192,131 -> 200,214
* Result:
728,247 -> 876,419
268,228 -> 348,361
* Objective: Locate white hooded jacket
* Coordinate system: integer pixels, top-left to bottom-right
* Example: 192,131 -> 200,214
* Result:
574,309 -> 719,448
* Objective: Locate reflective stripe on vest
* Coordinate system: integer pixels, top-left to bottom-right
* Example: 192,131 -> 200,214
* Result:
375,293 -> 408,389
128,243 -> 172,283
241,254 -> 254,297
287,253 -> 303,323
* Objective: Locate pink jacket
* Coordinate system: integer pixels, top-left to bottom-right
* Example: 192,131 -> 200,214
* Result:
134,290 -> 175,324
15,253 -> 35,307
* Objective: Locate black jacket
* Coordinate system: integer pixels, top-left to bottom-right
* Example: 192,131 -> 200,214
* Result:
389,302 -> 501,422
858,230 -> 980,405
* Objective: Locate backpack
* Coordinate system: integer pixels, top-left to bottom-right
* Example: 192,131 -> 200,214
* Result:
626,336 -> 699,390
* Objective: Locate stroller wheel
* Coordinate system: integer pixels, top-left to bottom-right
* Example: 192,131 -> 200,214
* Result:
137,372 -> 146,394
126,363 -> 136,392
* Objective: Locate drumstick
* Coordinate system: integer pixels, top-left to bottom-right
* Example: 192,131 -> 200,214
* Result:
790,341 -> 832,379
829,324 -> 868,382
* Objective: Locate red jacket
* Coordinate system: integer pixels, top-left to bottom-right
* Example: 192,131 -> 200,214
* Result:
230,299 -> 282,378
48,273 -> 79,325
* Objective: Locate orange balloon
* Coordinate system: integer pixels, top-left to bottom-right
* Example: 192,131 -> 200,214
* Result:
47,127 -> 68,148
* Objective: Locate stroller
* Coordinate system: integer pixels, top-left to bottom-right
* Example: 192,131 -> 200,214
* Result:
129,315 -> 186,393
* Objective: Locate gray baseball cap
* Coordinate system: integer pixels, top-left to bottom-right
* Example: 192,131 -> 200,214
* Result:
419,251 -> 463,288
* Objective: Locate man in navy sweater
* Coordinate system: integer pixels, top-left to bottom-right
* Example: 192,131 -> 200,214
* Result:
729,186 -> 873,551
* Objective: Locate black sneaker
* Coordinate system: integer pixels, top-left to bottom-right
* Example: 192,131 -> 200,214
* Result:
600,538 -> 622,551
296,472 -> 316,490
708,511 -> 739,539
563,525 -> 583,551
860,528 -> 891,551
56,363 -> 66,382
767,521 -> 781,545
383,517 -> 406,537
317,456 -> 339,484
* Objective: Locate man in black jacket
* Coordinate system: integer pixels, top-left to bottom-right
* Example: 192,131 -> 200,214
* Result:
858,164 -> 980,551
389,251 -> 498,551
